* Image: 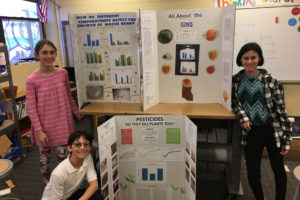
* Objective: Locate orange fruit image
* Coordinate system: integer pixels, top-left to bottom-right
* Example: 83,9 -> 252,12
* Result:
206,29 -> 217,41
223,90 -> 229,102
209,50 -> 218,60
162,65 -> 170,74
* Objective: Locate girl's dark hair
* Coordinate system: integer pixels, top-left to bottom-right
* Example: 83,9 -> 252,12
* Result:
68,130 -> 93,146
236,42 -> 264,67
34,39 -> 57,54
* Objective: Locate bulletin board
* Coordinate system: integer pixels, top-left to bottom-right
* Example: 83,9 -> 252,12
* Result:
233,6 -> 300,81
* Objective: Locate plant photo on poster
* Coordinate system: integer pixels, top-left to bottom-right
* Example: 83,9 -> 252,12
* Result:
175,44 -> 199,76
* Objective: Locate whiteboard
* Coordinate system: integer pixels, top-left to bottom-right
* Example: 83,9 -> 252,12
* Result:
234,6 -> 300,81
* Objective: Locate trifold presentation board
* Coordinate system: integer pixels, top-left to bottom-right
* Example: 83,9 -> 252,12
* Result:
97,115 -> 197,200
69,5 -> 235,111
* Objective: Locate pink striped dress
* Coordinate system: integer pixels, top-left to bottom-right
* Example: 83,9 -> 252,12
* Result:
26,68 -> 79,147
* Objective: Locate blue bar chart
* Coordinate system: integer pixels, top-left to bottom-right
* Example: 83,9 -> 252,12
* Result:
138,164 -> 166,183
83,33 -> 100,46
109,32 -> 131,46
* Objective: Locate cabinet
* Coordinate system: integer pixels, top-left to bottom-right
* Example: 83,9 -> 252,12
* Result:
0,44 -> 23,160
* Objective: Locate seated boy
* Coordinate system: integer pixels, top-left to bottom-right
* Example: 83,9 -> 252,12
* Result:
42,130 -> 102,200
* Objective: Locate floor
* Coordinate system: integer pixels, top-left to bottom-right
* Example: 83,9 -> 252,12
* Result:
1,126 -> 300,200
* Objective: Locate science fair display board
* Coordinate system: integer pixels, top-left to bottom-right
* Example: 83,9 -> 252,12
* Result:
140,5 -> 235,111
97,115 -> 197,200
70,5 -> 236,111
69,12 -> 141,107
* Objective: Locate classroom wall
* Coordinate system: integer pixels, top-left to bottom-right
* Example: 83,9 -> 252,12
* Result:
2,0 -> 300,116
57,0 -> 214,20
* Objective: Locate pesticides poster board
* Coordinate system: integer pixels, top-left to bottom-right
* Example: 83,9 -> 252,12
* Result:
97,115 -> 197,200
140,5 -> 235,111
69,12 -> 141,107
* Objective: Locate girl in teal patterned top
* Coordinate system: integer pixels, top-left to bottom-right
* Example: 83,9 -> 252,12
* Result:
232,42 -> 292,200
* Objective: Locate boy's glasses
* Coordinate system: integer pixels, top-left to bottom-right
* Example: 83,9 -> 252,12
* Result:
72,143 -> 91,148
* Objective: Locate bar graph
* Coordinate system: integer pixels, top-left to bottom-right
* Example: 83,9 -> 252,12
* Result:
114,54 -> 133,66
114,72 -> 133,85
180,48 -> 195,60
137,164 -> 166,183
85,52 -> 103,64
109,32 -> 131,46
87,70 -> 105,81
142,168 -> 163,181
83,33 -> 100,47
180,61 -> 195,74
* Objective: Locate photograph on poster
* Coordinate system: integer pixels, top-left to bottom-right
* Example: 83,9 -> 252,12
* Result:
86,85 -> 104,100
185,141 -> 190,154
185,155 -> 190,168
175,44 -> 199,76
191,148 -> 196,163
111,142 -> 117,156
113,180 -> 119,193
191,177 -> 196,193
191,163 -> 196,178
185,168 -> 190,182
113,168 -> 118,181
114,191 -> 119,200
182,78 -> 193,101
112,154 -> 118,169
113,88 -> 131,101
100,158 -> 107,173
101,171 -> 108,187
102,185 -> 109,199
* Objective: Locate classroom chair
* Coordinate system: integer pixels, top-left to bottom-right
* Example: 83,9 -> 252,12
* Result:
0,159 -> 23,199
293,165 -> 300,200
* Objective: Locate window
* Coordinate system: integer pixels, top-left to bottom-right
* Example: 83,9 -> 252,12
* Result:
0,0 -> 44,64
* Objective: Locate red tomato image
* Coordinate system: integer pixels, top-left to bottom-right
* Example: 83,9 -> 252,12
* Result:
162,65 -> 170,74
207,65 -> 215,74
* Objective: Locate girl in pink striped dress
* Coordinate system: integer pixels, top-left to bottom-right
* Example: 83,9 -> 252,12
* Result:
26,40 -> 83,184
